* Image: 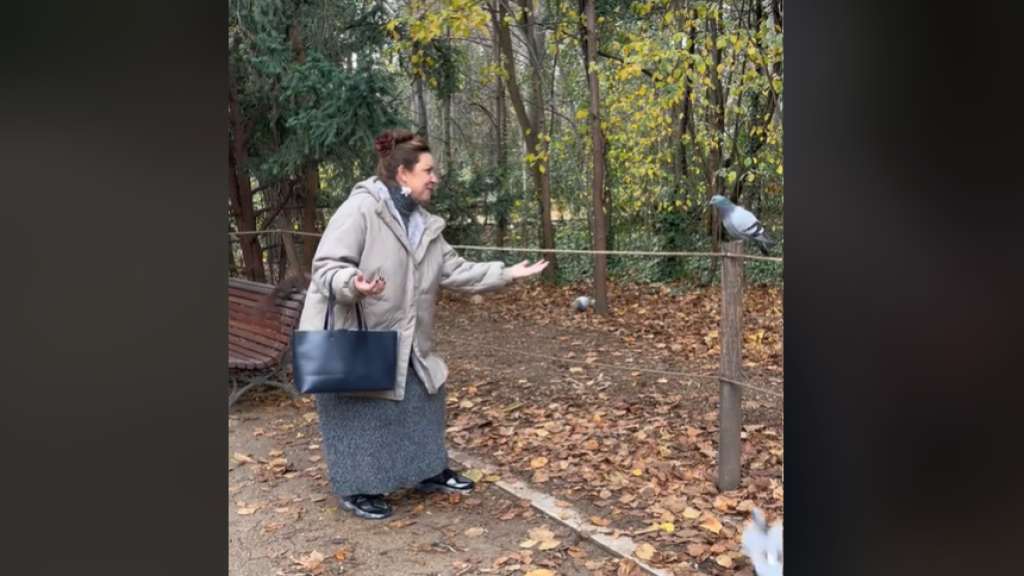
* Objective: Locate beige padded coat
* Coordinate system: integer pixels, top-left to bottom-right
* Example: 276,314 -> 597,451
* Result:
296,177 -> 514,401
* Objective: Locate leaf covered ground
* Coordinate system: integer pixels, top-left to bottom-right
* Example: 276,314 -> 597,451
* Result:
229,279 -> 783,576
433,281 -> 783,575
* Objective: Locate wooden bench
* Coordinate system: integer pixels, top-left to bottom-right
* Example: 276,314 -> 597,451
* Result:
228,277 -> 306,408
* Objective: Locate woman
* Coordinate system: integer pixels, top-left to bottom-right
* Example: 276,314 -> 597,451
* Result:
297,129 -> 548,520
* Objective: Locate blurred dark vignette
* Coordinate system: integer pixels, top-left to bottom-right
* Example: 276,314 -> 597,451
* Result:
789,2 -> 1023,576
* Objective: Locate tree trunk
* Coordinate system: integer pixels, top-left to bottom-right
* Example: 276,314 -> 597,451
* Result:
413,75 -> 430,137
301,164 -> 319,272
581,0 -> 608,314
495,0 -> 556,282
229,222 -> 239,277
705,3 -> 728,276
442,92 -> 454,176
493,2 -> 509,248
228,66 -> 266,283
289,22 -> 321,273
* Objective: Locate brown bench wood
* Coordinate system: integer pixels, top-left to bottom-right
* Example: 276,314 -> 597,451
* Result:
228,277 -> 306,408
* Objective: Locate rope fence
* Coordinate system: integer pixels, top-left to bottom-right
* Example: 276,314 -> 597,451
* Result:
228,226 -> 781,490
443,336 -> 783,398
228,228 -> 784,263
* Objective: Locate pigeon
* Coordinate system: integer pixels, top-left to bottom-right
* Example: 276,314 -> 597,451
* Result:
572,296 -> 593,312
741,508 -> 783,576
707,194 -> 775,256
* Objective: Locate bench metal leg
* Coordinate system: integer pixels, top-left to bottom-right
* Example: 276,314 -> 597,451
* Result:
228,361 -> 300,409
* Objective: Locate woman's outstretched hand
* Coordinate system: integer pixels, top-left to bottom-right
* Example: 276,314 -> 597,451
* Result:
508,259 -> 549,280
354,271 -> 386,296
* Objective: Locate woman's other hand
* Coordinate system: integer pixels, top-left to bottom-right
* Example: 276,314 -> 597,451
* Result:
354,271 -> 386,296
508,259 -> 549,280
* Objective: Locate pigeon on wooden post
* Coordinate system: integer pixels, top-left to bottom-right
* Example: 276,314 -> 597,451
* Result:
707,194 -> 776,256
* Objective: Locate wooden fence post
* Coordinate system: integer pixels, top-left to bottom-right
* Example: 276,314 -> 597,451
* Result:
718,240 -> 744,491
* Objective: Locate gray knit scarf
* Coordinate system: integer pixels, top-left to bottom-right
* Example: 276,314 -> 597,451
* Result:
373,178 -> 426,250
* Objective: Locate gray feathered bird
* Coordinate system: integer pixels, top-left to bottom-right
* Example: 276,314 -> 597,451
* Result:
707,194 -> 775,256
572,296 -> 593,312
741,508 -> 783,576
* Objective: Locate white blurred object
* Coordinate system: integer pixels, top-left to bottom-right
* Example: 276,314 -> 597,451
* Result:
572,296 -> 593,311
741,508 -> 783,576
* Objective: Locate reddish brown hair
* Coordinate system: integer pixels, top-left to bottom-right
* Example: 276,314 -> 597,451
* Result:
374,129 -> 431,185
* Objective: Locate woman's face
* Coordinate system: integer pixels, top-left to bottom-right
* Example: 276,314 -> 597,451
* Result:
397,152 -> 439,204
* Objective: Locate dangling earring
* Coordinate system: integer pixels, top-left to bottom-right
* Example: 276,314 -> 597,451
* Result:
400,185 -> 412,196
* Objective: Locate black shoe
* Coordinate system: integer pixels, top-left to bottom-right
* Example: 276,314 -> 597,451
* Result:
415,468 -> 475,495
340,494 -> 392,519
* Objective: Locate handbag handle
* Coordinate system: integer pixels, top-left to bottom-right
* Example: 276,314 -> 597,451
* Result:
325,269 -> 368,332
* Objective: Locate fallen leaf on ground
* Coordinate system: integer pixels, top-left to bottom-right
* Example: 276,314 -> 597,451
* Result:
464,527 -> 486,537
260,522 -> 283,534
524,570 -> 556,576
294,550 -> 326,571
529,527 -> 556,541
539,539 -> 561,551
634,542 -> 656,561
616,558 -> 639,574
699,516 -> 723,534
686,543 -> 706,557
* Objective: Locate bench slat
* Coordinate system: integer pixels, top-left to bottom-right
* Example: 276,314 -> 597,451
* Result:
229,330 -> 283,355
228,292 -> 304,315
228,277 -> 305,376
228,341 -> 273,370
228,316 -> 293,345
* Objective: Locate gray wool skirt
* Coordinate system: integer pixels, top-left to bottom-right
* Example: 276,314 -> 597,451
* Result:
314,364 -> 450,496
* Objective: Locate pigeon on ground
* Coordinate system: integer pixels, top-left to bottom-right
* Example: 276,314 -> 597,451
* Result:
572,296 -> 593,312
707,194 -> 775,256
741,508 -> 783,576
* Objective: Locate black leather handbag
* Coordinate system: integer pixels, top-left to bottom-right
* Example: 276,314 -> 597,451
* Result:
290,274 -> 398,394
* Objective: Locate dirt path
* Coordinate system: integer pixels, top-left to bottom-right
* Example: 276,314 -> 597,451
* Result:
229,396 -> 623,576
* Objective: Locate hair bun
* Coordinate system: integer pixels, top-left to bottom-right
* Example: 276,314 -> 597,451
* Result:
391,129 -> 415,146
374,131 -> 396,159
